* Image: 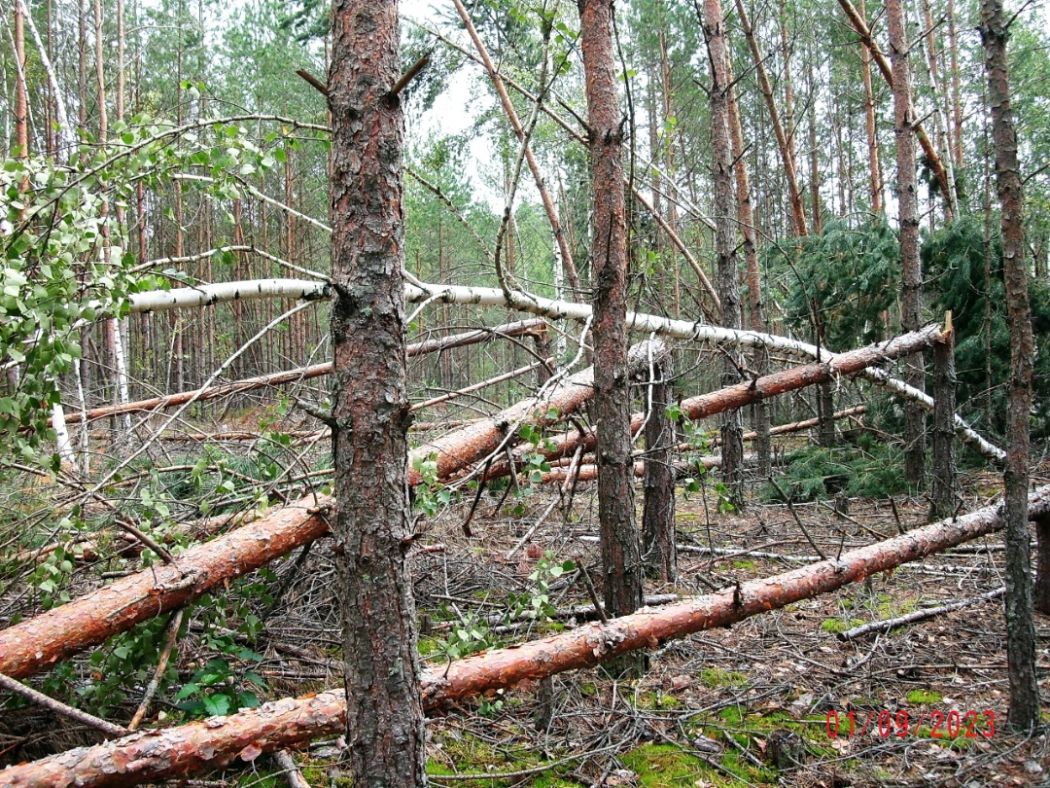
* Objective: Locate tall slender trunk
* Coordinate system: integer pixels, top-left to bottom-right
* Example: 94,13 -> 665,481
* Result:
700,0 -> 744,505
10,0 -> 28,393
979,0 -> 1039,731
859,0 -> 883,214
328,0 -> 426,780
836,0 -> 954,211
887,0 -> 926,486
735,0 -> 807,237
930,323 -> 958,520
578,0 -> 644,636
726,59 -> 771,478
658,27 -> 682,316
642,354 -> 676,582
913,0 -> 959,217
946,0 -> 964,173
77,0 -> 93,407
805,43 -> 822,235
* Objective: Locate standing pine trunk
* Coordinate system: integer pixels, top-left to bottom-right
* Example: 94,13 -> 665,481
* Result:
887,0 -> 926,486
726,60 -> 771,479
735,0 -> 808,238
328,0 -> 426,781
858,0 -> 883,215
578,0 -> 644,628
979,0 -> 1039,731
700,0 -> 744,505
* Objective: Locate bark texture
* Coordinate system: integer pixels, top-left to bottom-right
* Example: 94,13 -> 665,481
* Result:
6,487 -> 1048,787
327,0 -> 426,779
1036,514 -> 1050,616
930,323 -> 959,520
979,0 -> 1039,730
726,60 -> 771,478
887,0 -> 927,486
1,346 -> 666,682
642,355 -> 676,582
0,497 -> 331,680
579,0 -> 644,622
701,0 -> 745,505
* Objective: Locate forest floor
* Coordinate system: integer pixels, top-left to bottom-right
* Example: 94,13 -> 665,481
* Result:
3,455 -> 1050,786
262,460 -> 1050,787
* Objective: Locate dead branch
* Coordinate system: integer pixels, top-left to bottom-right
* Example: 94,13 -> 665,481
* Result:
3,488 -> 1046,786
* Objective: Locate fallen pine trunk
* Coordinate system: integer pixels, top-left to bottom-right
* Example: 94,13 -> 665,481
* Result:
0,346 -> 645,679
4,486 -> 1046,787
407,339 -> 666,484
0,497 -> 332,680
489,327 -> 941,479
54,319 -> 545,426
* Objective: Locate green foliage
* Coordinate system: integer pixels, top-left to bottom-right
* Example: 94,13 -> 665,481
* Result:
924,216 -> 1050,440
762,438 -> 911,503
1,114 -> 286,471
778,219 -> 900,350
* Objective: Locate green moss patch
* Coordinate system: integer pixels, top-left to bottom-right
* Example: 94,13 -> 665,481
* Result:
905,689 -> 943,705
426,731 -> 570,786
699,667 -> 749,688
820,616 -> 865,634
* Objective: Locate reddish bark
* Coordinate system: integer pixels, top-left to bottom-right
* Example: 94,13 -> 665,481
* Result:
4,347 -> 659,681
490,328 -> 943,480
406,345 -> 647,485
52,320 -> 545,426
580,0 -> 644,625
328,0 -> 426,776
5,487 -> 1047,787
980,0 -> 1039,729
0,496 -> 331,680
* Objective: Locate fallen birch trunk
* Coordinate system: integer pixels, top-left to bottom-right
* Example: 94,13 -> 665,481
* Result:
537,455 -> 748,484
120,278 -> 1002,460
54,320 -> 545,426
4,487 -> 1045,787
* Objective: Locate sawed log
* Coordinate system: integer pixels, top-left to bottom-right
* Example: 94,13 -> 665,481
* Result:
3,486 -> 1046,787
